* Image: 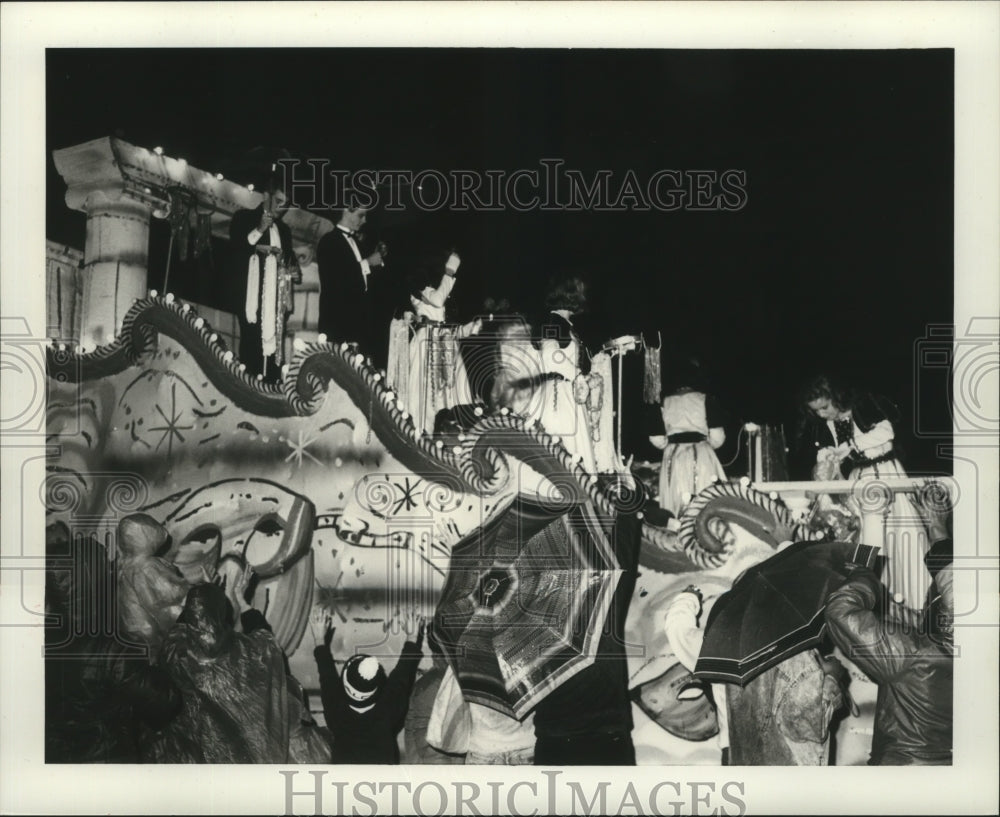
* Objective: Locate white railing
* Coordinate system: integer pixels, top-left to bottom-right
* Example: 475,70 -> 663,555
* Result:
754,476 -> 955,548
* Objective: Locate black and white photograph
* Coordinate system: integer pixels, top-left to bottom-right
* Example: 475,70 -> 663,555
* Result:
2,2 -> 998,815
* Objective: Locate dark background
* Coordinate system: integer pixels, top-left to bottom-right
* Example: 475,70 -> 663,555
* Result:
46,48 -> 954,473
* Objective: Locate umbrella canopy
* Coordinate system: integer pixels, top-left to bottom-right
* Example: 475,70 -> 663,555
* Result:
433,496 -> 622,719
694,541 -> 879,686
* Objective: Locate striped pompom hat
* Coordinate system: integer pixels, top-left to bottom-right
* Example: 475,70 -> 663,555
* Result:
343,655 -> 387,703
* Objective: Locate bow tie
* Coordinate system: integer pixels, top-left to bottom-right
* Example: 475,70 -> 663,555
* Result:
339,228 -> 358,239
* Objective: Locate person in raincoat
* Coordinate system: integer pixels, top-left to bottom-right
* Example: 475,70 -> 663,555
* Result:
825,539 -> 954,765
116,513 -> 191,656
158,566 -> 328,763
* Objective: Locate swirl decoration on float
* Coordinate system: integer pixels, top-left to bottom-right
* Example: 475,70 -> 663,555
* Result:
45,295 -> 620,516
456,412 -> 615,515
678,480 -> 804,570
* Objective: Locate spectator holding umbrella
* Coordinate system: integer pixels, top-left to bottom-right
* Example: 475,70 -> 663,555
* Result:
825,538 -> 954,765
426,663 -> 537,765
531,483 -> 644,765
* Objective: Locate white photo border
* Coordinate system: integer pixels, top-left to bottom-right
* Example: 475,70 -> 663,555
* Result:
1,2 -> 997,815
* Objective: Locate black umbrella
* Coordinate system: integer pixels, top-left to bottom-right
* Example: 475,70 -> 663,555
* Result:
693,541 -> 879,686
433,496 -> 622,719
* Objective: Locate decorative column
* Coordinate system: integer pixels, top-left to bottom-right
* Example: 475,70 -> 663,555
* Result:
53,136 -> 337,347
52,137 -> 159,348
77,189 -> 153,346
859,501 -> 889,549
855,477 -> 892,550
46,240 -> 84,341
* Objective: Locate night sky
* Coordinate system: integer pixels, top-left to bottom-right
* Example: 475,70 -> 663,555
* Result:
46,48 -> 954,472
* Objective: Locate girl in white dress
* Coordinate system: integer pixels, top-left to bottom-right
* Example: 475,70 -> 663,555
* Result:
649,363 -> 727,516
801,375 -> 931,613
530,277 -> 599,475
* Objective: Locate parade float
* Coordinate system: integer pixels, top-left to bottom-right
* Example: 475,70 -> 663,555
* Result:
44,137 -> 952,766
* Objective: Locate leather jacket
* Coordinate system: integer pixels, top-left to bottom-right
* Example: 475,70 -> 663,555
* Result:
825,569 -> 953,765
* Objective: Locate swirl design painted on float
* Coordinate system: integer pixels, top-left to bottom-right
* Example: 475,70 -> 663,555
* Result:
46,295 -> 617,514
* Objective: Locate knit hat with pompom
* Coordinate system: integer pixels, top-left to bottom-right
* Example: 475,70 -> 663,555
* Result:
343,654 -> 386,703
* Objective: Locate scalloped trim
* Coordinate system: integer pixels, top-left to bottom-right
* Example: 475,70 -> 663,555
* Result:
677,479 -> 798,570
46,295 -> 617,515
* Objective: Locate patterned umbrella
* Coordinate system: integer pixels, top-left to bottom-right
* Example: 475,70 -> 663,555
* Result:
433,497 -> 622,719
694,541 -> 880,685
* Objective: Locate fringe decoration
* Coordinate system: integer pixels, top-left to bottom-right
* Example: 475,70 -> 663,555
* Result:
643,338 -> 662,404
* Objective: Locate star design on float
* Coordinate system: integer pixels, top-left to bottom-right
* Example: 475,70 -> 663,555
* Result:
284,428 -> 323,470
314,572 -> 351,624
148,383 -> 194,455
391,477 -> 423,516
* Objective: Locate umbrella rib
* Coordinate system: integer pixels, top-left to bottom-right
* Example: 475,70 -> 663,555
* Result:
738,608 -> 828,664
696,612 -> 830,684
438,497 -> 626,720
501,564 -> 622,718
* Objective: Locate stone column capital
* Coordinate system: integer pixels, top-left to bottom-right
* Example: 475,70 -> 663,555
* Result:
53,136 -> 336,249
53,137 -> 167,215
53,136 -> 123,211
52,136 -> 339,345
